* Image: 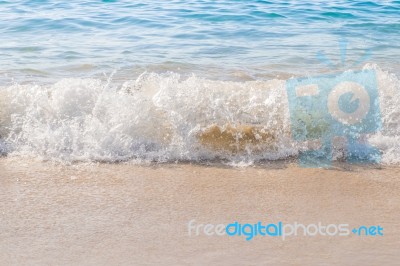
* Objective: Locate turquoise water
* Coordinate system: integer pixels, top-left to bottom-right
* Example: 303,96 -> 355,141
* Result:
0,0 -> 399,80
0,0 -> 399,164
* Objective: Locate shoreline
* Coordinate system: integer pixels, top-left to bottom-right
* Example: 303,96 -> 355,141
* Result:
1,157 -> 399,265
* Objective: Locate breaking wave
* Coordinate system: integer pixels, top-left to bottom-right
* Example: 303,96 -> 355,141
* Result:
0,64 -> 399,165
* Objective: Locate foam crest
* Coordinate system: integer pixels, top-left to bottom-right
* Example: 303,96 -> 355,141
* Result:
0,66 -> 399,164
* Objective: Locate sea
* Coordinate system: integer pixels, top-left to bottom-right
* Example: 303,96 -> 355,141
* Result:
0,0 -> 399,165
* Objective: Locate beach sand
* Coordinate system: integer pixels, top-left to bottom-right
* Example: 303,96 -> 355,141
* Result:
0,157 -> 399,265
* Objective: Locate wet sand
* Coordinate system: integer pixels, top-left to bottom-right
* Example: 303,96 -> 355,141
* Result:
0,157 -> 399,265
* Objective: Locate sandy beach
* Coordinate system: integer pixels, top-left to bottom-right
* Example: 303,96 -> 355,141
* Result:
0,157 -> 399,265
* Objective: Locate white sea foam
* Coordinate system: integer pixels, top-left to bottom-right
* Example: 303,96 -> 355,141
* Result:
0,65 -> 399,164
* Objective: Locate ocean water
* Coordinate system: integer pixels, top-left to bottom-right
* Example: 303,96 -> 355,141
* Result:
0,0 -> 399,164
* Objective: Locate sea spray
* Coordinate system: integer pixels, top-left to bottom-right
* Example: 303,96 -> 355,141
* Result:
0,65 -> 399,164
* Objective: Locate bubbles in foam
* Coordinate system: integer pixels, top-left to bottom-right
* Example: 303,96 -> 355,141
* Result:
0,65 -> 399,165
366,64 -> 400,164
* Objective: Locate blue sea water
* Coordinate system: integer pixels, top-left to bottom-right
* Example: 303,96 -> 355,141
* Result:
0,0 -> 399,164
0,0 -> 399,80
